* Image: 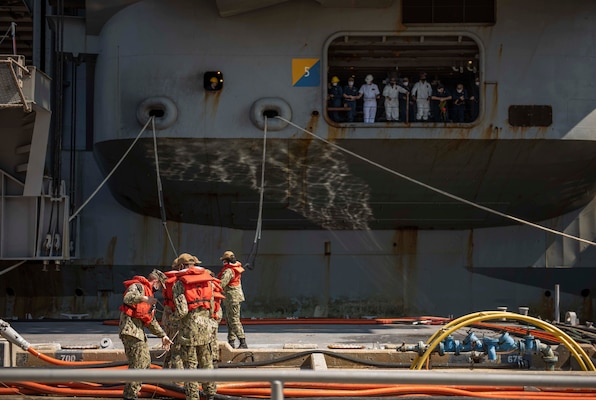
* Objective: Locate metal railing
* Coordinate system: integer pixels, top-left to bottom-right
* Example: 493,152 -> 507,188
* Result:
1,368 -> 596,400
0,55 -> 30,111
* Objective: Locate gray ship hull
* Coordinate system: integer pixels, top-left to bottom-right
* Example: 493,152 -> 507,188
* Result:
2,0 -> 596,323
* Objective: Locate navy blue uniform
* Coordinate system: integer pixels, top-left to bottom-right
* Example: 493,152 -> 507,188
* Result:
452,88 -> 468,123
343,84 -> 359,122
328,84 -> 343,122
431,88 -> 452,122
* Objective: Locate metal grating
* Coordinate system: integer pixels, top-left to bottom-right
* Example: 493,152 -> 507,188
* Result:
0,62 -> 21,104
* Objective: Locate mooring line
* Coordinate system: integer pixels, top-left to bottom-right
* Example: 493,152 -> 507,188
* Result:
275,116 -> 596,247
69,117 -> 155,222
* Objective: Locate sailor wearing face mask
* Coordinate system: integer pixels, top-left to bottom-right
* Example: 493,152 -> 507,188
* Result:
411,72 -> 433,121
119,269 -> 172,400
358,74 -> 380,123
327,76 -> 343,122
343,76 -> 359,122
452,83 -> 468,123
382,76 -> 409,122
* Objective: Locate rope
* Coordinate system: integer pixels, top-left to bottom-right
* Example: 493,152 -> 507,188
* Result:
0,260 -> 26,276
151,118 -> 177,257
245,117 -> 268,270
275,116 -> 596,247
69,116 -> 154,222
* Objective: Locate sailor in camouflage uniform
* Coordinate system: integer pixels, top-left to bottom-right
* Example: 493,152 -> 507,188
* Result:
217,250 -> 247,349
161,254 -> 194,370
172,264 -> 219,400
119,269 -> 172,400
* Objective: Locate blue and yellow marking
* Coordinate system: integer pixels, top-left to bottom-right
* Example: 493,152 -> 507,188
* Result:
292,58 -> 320,87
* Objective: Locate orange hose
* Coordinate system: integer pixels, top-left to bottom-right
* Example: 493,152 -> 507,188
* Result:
3,381 -> 596,399
103,316 -> 452,326
12,381 -> 124,396
27,346 -> 162,369
472,322 -> 561,343
27,347 -> 112,366
0,387 -> 22,394
51,381 -> 103,388
216,385 -> 596,398
5,381 -> 184,399
218,381 -> 527,392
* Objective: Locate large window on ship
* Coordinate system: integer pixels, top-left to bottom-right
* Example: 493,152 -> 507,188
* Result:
326,34 -> 481,125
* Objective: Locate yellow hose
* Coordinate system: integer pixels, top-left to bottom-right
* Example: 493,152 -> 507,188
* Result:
411,311 -> 505,368
412,312 -> 592,371
412,312 -> 591,371
412,311 -> 586,370
410,312 -> 595,371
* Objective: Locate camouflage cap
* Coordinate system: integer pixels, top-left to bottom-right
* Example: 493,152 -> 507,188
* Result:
192,255 -> 202,264
177,253 -> 195,265
220,250 -> 235,261
151,269 -> 167,286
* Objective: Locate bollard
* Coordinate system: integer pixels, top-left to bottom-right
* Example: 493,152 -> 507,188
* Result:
497,306 -> 507,321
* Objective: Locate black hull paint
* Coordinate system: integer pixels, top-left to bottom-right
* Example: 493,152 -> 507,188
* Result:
95,137 -> 596,230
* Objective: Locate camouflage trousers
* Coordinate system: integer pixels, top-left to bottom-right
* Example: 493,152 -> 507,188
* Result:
209,318 -> 220,363
181,343 -> 216,400
163,322 -> 183,369
223,301 -> 245,341
121,335 -> 150,399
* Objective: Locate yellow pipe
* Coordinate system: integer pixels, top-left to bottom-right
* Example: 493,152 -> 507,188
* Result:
410,312 -> 594,371
412,313 -> 590,371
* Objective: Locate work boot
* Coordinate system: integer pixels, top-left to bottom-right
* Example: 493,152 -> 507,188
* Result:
238,338 -> 248,349
228,339 -> 236,348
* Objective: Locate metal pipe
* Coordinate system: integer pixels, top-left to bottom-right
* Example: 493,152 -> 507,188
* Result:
1,368 -> 596,388
11,22 -> 16,55
271,380 -> 284,400
554,284 -> 560,323
0,319 -> 31,350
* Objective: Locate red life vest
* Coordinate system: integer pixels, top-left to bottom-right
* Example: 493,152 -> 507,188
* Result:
162,270 -> 178,312
174,267 -> 224,319
119,276 -> 155,326
217,261 -> 244,287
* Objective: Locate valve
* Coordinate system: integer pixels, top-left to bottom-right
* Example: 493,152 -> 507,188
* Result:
519,333 -> 558,371
54,233 -> 61,251
397,340 -> 428,355
497,332 -> 518,352
483,337 -> 499,361
440,335 -> 462,355
44,233 -> 52,253
462,331 -> 482,352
